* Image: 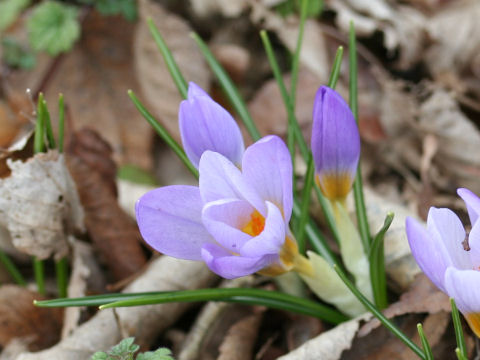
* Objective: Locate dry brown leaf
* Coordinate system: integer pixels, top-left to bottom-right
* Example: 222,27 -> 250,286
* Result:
17,257 -> 216,360
248,68 -> 321,139
9,11 -> 154,170
0,285 -> 63,351
358,274 -> 449,337
66,129 -> 147,281
0,150 -> 84,259
277,313 -> 372,360
134,0 -> 210,141
249,2 -> 330,82
190,0 -> 248,18
217,309 -> 264,360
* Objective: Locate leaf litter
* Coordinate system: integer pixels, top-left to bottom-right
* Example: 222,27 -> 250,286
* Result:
1,0 -> 480,358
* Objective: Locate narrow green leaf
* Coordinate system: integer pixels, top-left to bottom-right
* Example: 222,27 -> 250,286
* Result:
349,22 -> 371,253
33,257 -> 46,296
36,288 -> 347,324
58,94 -> 65,153
128,90 -> 198,178
0,250 -> 26,286
41,99 -> 56,149
34,93 -> 45,154
369,212 -> 393,309
451,298 -> 467,359
290,0 -> 309,108
328,46 -> 343,89
455,348 -> 468,360
295,153 -> 315,253
417,324 -> 434,360
55,257 -> 68,298
191,32 -> 261,141
147,18 -> 188,99
333,264 -> 426,359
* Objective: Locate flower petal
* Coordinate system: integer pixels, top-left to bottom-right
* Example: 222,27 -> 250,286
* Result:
201,243 -> 277,279
136,185 -> 213,260
199,151 -> 263,207
202,198 -> 253,253
468,219 -> 480,269
179,82 -> 244,168
311,86 -> 359,200
428,207 -> 470,270
406,216 -> 451,292
241,135 -> 293,221
240,201 -> 286,257
444,267 -> 480,337
457,188 -> 480,225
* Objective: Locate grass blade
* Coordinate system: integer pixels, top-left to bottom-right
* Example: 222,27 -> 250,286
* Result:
290,0 -> 309,107
191,32 -> 261,141
33,257 -> 45,296
55,257 -> 68,298
41,99 -> 56,149
369,212 -> 393,309
349,22 -> 371,253
36,288 -> 348,325
417,324 -> 434,360
295,153 -> 315,253
328,46 -> 343,89
58,94 -> 65,153
0,250 -> 26,286
128,90 -> 198,178
34,93 -> 45,154
334,264 -> 426,359
147,18 -> 188,99
451,298 -> 467,359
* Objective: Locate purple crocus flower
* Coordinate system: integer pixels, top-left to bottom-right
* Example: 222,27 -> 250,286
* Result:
136,135 -> 311,279
406,188 -> 480,337
179,82 -> 244,168
311,86 -> 360,201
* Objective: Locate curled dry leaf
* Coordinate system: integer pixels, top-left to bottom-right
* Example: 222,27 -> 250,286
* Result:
134,0 -> 210,141
217,309 -> 264,360
189,0 -> 248,18
358,274 -> 450,337
0,285 -> 63,351
66,129 -> 147,281
0,150 -> 84,260
17,257 -> 216,360
277,313 -> 372,360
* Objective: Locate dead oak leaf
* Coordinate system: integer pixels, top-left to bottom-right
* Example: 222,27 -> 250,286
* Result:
0,150 -> 84,260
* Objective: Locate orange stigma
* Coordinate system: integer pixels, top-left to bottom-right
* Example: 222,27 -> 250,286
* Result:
242,210 -> 265,237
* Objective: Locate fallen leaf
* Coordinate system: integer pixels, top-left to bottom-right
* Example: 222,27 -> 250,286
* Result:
189,0 -> 248,18
277,313 -> 372,360
0,150 -> 84,259
17,257 -> 216,360
217,309 -> 264,360
66,129 -> 147,281
0,285 -> 63,351
133,0 -> 210,141
358,274 -> 450,337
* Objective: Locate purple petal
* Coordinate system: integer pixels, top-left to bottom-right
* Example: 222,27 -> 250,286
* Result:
179,82 -> 244,168
240,201 -> 286,257
427,207 -> 470,270
199,151 -> 263,208
444,267 -> 480,317
311,86 -> 360,199
241,135 -> 293,221
202,198 -> 253,253
468,219 -> 480,268
457,188 -> 480,225
406,216 -> 451,292
201,243 -> 277,279
136,185 -> 213,260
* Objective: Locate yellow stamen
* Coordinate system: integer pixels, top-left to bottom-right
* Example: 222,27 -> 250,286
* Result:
316,173 -> 353,201
466,313 -> 480,338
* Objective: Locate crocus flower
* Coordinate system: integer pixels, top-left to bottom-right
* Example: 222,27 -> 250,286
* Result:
311,86 -> 360,201
406,188 -> 480,337
136,135 -> 312,279
179,82 -> 244,168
